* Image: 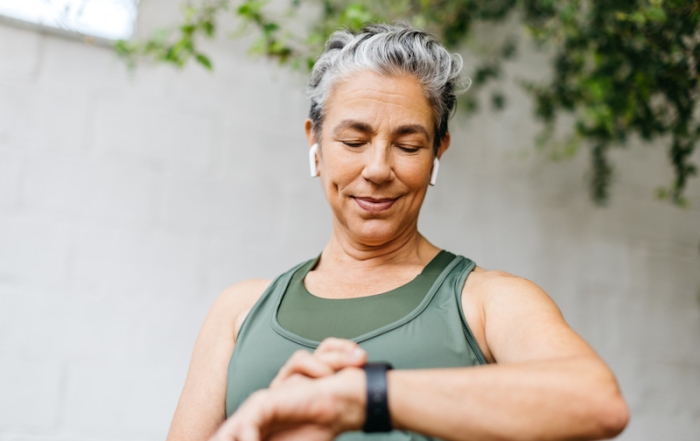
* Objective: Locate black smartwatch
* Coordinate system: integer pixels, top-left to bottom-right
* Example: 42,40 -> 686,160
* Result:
362,362 -> 394,432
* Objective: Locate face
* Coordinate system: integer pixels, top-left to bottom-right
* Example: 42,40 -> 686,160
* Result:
305,70 -> 450,246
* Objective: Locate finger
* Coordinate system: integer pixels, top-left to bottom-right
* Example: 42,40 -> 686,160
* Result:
227,391 -> 272,441
316,337 -> 363,355
270,351 -> 335,388
239,425 -> 261,441
316,338 -> 366,364
313,348 -> 366,370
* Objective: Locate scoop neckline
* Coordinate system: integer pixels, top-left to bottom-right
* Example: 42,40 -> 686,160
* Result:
270,252 -> 464,348
298,249 -> 450,301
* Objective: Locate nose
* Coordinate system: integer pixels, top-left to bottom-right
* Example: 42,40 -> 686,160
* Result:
361,142 -> 394,184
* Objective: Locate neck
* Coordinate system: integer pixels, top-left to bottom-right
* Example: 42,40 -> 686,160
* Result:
320,218 -> 439,270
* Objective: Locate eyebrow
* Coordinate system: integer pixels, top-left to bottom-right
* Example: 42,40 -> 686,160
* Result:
333,119 -> 431,140
392,124 -> 430,140
333,119 -> 374,135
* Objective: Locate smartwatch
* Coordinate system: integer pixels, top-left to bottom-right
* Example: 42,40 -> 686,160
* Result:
362,362 -> 394,432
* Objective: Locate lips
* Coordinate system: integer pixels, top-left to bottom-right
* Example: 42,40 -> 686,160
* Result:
353,197 -> 397,213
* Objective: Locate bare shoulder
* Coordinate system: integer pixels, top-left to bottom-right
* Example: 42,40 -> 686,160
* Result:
210,279 -> 272,342
461,266 -> 536,363
464,266 -> 556,308
214,278 -> 273,314
461,266 -> 590,364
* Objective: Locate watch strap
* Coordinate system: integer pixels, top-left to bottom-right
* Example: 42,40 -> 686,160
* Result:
362,362 -> 394,432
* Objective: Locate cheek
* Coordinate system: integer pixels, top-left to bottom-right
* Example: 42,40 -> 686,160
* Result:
395,157 -> 432,188
320,150 -> 363,188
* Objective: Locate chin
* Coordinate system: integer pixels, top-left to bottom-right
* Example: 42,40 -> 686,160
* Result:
349,219 -> 403,246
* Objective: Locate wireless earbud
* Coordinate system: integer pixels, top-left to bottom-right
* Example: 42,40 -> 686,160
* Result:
430,157 -> 439,186
309,143 -> 319,177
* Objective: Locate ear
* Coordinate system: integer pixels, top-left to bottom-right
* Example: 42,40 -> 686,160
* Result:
305,119 -> 320,177
304,119 -> 316,146
436,132 -> 451,160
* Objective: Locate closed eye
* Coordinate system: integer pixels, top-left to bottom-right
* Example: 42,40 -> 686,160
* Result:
397,145 -> 421,153
342,141 -> 366,148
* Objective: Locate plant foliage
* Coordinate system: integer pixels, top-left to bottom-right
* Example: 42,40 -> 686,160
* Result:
115,0 -> 700,205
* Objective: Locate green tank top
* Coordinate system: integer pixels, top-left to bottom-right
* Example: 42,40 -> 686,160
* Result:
226,251 -> 486,441
276,250 -> 456,340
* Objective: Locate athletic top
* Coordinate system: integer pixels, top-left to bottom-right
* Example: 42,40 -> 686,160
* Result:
225,251 -> 487,440
276,250 -> 456,340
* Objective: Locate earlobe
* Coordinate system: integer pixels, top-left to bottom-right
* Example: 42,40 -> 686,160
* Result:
429,157 -> 439,186
309,143 -> 319,177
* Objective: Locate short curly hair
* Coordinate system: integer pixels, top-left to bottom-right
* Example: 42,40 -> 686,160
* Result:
307,23 -> 468,155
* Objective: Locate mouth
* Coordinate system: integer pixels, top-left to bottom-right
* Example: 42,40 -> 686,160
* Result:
352,196 -> 398,213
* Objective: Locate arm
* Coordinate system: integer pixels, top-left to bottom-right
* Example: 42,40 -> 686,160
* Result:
166,279 -> 271,441
385,271 -> 630,440
210,272 -> 629,441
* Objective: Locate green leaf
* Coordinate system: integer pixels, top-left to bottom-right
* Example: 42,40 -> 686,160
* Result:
646,6 -> 667,23
195,53 -> 213,70
114,0 -> 700,207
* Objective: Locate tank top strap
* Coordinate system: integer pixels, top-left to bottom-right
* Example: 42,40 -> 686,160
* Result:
233,258 -> 311,343
226,252 -> 487,422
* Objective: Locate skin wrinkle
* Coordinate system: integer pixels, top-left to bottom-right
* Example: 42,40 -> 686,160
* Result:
333,120 -> 431,148
309,71 -> 444,261
172,25 -> 628,441
315,72 -> 445,154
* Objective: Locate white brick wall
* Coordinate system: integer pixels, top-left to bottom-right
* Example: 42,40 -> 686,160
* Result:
0,2 -> 699,440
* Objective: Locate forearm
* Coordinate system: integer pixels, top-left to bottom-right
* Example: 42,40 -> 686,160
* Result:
383,357 -> 628,441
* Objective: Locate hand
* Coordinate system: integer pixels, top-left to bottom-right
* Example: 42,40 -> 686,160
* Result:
269,337 -> 367,389
209,367 -> 366,441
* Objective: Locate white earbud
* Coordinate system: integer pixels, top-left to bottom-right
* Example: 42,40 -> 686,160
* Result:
429,157 -> 439,186
309,143 -> 319,177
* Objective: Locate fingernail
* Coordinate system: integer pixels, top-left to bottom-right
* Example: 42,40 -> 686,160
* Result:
351,347 -> 365,361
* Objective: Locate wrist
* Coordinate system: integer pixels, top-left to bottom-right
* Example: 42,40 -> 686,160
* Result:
326,366 -> 367,432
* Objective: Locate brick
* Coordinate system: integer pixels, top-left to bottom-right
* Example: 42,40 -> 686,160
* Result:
0,284 -> 132,363
0,356 -> 62,428
0,148 -> 22,209
31,88 -> 90,152
73,225 -> 202,301
577,240 -> 632,291
0,285 -> 61,358
0,83 -> 89,152
92,98 -> 215,173
23,156 -> 156,227
159,175 -> 276,232
0,435 -> 157,441
219,124 -> 308,184
0,84 -> 36,143
38,37 -> 129,89
618,415 -> 699,441
0,25 -> 41,81
0,215 -> 71,287
633,308 -> 700,365
63,362 -> 182,437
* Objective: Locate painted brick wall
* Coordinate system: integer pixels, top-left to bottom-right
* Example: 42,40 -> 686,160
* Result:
1,3 -> 699,440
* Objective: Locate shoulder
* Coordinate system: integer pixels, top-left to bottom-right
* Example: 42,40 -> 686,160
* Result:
463,265 -> 596,363
206,279 -> 273,342
461,265 -> 570,363
214,278 -> 273,312
464,266 -> 552,307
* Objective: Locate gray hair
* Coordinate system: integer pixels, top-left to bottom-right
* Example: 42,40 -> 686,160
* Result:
307,23 -> 468,155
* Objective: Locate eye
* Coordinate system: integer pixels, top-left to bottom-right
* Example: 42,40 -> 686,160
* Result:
397,145 -> 421,153
342,141 -> 365,148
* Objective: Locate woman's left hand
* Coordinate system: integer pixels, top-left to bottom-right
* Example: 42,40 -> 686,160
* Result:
270,337 -> 367,389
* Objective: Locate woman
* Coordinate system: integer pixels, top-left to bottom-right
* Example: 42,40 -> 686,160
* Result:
167,24 -> 629,441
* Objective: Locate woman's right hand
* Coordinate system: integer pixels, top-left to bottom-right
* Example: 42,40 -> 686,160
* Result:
269,337 -> 367,389
208,339 -> 367,440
